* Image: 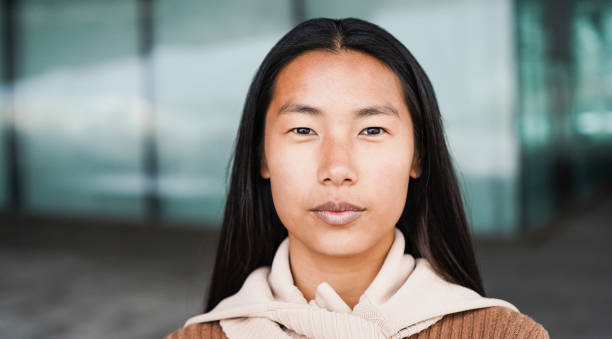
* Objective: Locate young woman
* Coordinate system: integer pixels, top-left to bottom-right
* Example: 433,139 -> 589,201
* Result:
167,18 -> 548,339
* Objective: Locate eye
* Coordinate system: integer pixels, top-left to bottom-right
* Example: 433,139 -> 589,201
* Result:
360,127 -> 386,135
290,127 -> 316,135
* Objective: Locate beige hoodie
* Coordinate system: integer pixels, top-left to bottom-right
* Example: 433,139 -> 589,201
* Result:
184,229 -> 517,339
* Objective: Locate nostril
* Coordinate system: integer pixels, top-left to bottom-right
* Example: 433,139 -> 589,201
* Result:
318,159 -> 358,185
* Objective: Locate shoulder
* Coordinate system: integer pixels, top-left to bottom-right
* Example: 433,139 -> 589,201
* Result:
409,306 -> 549,339
165,321 -> 227,339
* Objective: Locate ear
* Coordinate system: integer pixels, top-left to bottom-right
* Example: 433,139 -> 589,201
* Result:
409,153 -> 422,179
260,153 -> 270,179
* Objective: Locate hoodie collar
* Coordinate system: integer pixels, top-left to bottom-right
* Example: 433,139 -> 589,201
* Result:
184,229 -> 517,338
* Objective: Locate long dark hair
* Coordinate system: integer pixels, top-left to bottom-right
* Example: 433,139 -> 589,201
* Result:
205,17 -> 484,312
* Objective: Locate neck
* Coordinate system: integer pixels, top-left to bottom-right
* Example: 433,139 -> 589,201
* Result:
288,231 -> 395,309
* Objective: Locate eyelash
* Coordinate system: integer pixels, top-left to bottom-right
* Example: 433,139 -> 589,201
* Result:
290,127 -> 387,136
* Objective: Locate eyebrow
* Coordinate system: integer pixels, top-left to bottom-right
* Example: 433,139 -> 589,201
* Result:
277,103 -> 399,118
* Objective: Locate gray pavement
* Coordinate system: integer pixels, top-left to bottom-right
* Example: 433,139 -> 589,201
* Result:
1,192 -> 611,339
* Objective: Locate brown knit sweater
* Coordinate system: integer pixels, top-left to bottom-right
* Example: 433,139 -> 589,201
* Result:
165,306 -> 549,338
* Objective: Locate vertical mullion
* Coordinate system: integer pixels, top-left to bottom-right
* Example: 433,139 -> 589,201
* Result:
291,0 -> 306,25
137,0 -> 160,222
2,0 -> 22,214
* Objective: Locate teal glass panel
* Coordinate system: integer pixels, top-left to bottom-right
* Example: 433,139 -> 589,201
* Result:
154,0 -> 293,225
517,0 -> 612,228
305,0 -> 519,234
571,2 -> 612,196
16,0 -> 145,218
516,0 -> 556,227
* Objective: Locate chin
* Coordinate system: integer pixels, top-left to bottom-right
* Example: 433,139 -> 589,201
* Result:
304,225 -> 385,258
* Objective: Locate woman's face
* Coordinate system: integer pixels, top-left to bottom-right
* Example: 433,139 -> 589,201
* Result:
261,49 -> 420,258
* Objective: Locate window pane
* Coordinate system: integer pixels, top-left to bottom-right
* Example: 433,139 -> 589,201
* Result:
16,0 -> 144,217
154,0 -> 292,224
517,0 -> 612,227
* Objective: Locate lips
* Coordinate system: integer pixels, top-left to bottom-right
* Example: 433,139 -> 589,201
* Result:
311,201 -> 365,225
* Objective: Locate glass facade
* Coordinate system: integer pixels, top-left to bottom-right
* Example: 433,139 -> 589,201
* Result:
1,0 -> 610,233
517,0 -> 612,228
153,0 -> 292,224
14,0 -> 144,218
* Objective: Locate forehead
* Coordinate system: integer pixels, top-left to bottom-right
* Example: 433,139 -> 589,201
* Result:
269,49 -> 407,115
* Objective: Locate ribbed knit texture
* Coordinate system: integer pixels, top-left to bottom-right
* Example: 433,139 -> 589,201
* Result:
165,306 -> 549,339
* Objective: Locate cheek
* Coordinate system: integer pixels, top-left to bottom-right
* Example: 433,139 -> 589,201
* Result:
359,145 -> 412,213
267,144 -> 314,219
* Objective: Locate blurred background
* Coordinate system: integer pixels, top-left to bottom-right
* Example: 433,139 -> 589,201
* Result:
0,0 -> 610,338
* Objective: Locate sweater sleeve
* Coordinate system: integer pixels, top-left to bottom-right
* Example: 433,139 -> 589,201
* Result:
408,306 -> 549,339
164,321 -> 228,339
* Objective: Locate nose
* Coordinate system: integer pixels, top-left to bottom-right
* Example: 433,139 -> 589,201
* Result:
317,137 -> 358,186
